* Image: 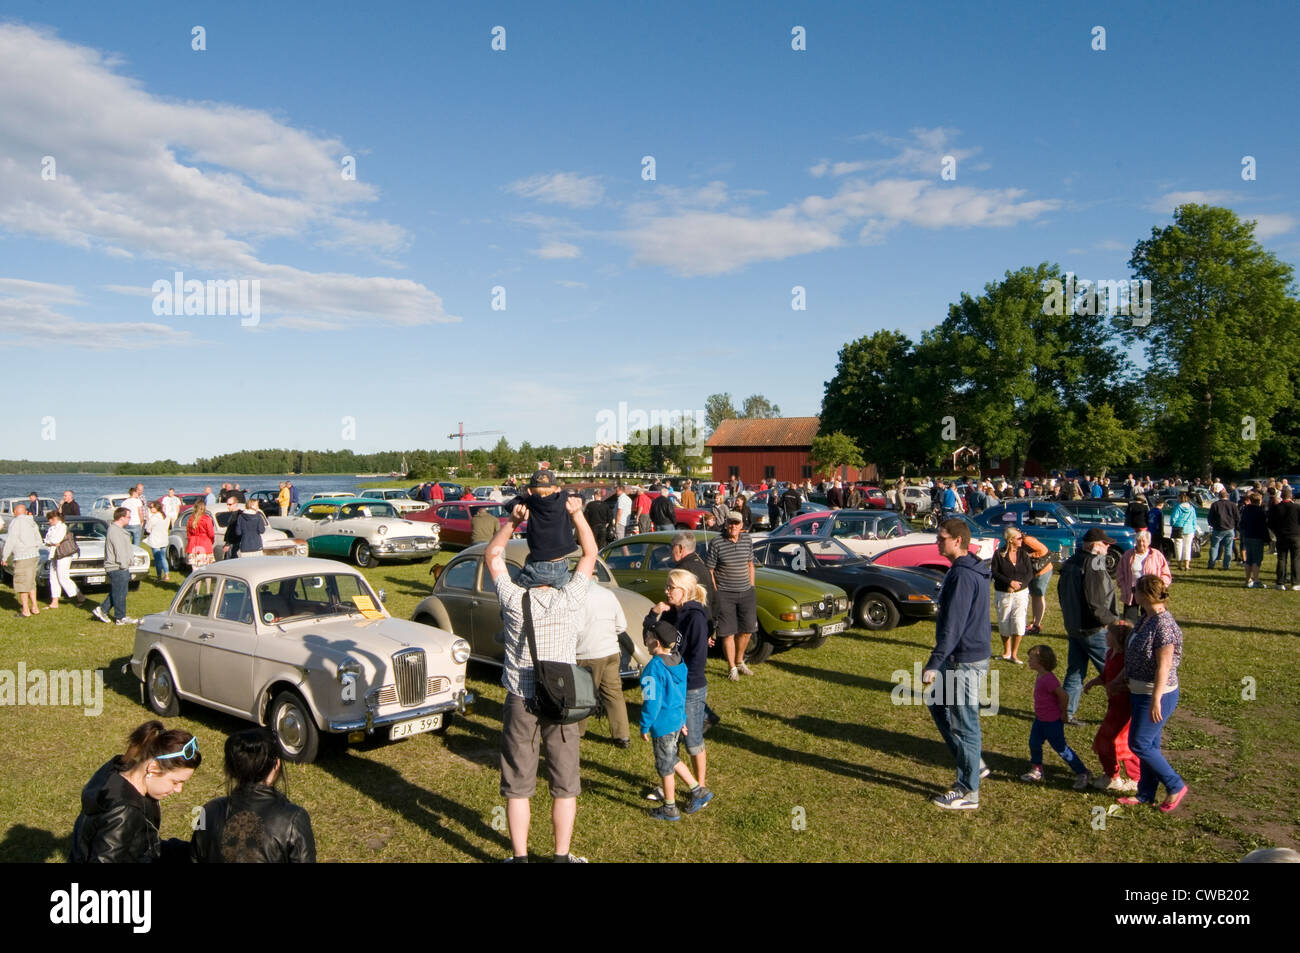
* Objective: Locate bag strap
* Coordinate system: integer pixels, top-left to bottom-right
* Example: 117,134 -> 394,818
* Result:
522,590 -> 542,675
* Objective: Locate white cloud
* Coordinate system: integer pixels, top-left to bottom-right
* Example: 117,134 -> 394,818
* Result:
532,241 -> 582,259
622,210 -> 841,276
555,279 -> 587,288
1249,213 -> 1297,240
0,24 -> 458,327
1146,190 -> 1234,214
0,280 -> 191,348
1095,239 -> 1129,252
506,171 -> 604,208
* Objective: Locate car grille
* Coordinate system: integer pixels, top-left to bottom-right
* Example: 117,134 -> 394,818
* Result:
387,536 -> 435,551
389,650 -> 429,707
377,674 -> 448,708
69,559 -> 101,573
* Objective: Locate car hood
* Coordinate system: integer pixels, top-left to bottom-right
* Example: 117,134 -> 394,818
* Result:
754,566 -> 845,600
293,614 -> 453,655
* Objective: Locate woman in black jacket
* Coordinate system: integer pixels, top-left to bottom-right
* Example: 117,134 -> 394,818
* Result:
191,727 -> 315,863
70,720 -> 201,863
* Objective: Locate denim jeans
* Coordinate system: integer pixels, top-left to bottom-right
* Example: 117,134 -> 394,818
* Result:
128,524 -> 143,546
151,547 -> 169,579
1128,688 -> 1184,802
98,569 -> 130,621
925,658 -> 986,795
1063,628 -> 1108,718
1029,718 -> 1087,774
516,558 -> 570,589
682,685 -> 713,756
1208,530 -> 1234,569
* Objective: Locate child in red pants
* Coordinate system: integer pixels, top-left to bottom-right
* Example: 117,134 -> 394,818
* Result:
1084,621 -> 1140,793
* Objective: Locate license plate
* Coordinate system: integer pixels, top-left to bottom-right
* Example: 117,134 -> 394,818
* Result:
820,622 -> 846,635
389,714 -> 442,739
85,575 -> 106,585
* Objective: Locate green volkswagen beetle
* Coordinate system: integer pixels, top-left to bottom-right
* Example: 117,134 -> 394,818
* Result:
598,531 -> 850,664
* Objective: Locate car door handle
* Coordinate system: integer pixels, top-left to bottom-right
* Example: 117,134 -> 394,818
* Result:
469,599 -> 480,607
160,622 -> 173,631
198,632 -> 215,641
632,578 -> 647,584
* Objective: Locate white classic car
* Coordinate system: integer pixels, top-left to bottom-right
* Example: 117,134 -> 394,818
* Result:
168,503 -> 308,568
359,488 -> 430,515
90,494 -> 132,519
270,497 -> 440,567
0,515 -> 151,588
126,557 -> 473,762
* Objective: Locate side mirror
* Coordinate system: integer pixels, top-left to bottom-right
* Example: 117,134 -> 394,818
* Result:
377,588 -> 387,603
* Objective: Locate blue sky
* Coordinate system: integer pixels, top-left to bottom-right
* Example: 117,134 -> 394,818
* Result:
2,0 -> 1297,462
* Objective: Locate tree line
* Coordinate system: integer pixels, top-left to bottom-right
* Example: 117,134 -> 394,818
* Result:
818,205 -> 1300,480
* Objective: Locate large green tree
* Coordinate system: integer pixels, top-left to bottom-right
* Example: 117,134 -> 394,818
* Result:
1127,205 -> 1300,479
926,263 -> 1130,477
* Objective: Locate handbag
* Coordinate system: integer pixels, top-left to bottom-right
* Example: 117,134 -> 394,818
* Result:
522,591 -> 601,724
53,531 -> 79,560
1171,526 -> 1184,540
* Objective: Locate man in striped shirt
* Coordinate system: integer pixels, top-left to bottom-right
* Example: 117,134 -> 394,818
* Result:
486,494 -> 596,863
706,512 -> 757,681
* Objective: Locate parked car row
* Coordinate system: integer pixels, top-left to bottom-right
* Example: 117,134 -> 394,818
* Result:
0,515 -> 151,588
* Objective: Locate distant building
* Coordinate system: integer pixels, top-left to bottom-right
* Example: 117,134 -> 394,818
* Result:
593,443 -> 626,471
706,417 -> 877,485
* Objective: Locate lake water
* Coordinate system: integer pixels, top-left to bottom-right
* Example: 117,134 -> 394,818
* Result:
0,473 -> 404,505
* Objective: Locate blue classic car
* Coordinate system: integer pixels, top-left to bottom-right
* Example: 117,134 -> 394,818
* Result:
969,500 -> 1137,573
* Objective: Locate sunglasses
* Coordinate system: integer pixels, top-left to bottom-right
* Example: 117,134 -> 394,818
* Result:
154,737 -> 199,762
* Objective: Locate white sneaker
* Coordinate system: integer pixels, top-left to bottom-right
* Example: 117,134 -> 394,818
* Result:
728,666 -> 740,681
92,606 -> 111,624
115,616 -> 140,625
736,662 -> 754,676
932,789 -> 979,810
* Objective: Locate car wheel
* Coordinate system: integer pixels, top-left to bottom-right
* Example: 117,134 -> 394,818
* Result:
856,590 -> 900,631
1105,546 -> 1122,575
269,690 -> 321,763
744,628 -> 775,665
353,540 -> 375,568
169,545 -> 187,570
145,655 -> 180,717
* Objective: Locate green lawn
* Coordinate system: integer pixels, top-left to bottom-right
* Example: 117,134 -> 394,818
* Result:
1,548 -> 1296,862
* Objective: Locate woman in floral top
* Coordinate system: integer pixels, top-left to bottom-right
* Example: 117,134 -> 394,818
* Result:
1111,574 -> 1188,812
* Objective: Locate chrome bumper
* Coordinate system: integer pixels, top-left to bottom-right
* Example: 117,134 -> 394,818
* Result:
328,689 -> 473,733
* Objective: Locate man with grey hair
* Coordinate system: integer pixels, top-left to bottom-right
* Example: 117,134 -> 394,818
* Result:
1,503 -> 43,616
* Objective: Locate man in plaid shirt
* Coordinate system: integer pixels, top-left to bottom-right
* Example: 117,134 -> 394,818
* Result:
486,494 -> 597,863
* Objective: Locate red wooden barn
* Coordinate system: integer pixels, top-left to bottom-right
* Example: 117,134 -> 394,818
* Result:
706,417 -> 877,485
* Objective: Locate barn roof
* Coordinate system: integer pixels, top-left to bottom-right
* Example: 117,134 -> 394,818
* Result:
705,417 -> 820,448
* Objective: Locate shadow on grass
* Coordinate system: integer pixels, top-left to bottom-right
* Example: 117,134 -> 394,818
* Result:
1180,620 -> 1298,637
316,749 -> 498,861
765,658 -> 902,693
0,824 -> 67,862
839,630 -> 932,649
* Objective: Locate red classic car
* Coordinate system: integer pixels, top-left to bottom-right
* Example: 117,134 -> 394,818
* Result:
643,491 -> 714,530
406,501 -> 523,546
869,540 -> 982,572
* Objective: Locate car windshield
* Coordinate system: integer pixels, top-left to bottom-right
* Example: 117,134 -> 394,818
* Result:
340,501 -> 398,519
65,519 -> 108,540
256,573 -> 381,623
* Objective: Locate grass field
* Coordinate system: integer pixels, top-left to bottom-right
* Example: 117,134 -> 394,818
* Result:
1,544 -> 1296,863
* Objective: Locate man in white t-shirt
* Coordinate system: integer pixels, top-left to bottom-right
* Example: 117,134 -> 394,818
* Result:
161,488 -> 181,528
121,488 -> 146,546
613,485 -> 632,540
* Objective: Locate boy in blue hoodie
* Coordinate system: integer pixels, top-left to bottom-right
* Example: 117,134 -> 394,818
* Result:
923,518 -> 992,810
640,621 -> 706,821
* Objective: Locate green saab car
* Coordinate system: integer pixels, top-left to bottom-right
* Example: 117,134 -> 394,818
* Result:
598,531 -> 850,664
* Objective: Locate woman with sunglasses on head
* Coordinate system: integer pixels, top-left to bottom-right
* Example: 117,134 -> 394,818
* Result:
69,720 -> 201,863
191,727 -> 315,863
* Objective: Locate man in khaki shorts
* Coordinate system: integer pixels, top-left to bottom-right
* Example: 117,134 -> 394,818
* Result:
486,494 -> 597,863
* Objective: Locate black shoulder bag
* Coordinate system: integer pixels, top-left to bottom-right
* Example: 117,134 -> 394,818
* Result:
522,591 -> 601,724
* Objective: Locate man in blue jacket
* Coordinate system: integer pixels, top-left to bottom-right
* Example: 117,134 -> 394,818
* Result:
923,518 -> 992,810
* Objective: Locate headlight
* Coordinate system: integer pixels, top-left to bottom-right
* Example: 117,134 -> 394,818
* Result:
451,638 -> 471,664
337,658 -> 364,704
377,525 -> 388,536
836,596 -> 848,612
907,593 -> 933,602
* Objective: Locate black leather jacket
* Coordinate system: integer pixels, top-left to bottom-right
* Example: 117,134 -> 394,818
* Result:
190,784 -> 315,863
69,757 -> 164,863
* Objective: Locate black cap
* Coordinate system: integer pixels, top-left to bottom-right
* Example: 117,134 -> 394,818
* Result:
1082,528 -> 1115,545
529,469 -> 557,488
646,620 -> 678,650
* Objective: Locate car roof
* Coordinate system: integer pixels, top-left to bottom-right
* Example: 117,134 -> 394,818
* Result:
185,556 -> 364,587
298,496 -> 398,507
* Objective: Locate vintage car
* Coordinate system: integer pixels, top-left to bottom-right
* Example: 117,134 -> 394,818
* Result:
753,536 -> 944,631
406,501 -> 524,547
1,496 -> 59,518
359,488 -> 430,514
243,489 -> 290,517
1,515 -> 152,589
127,557 -> 472,762
868,539 -> 983,573
598,531 -> 850,663
900,486 -> 933,515
973,500 -> 1137,572
151,493 -> 206,511
168,503 -> 308,569
766,509 -> 986,559
270,497 -> 439,567
90,494 -> 132,519
411,541 -> 654,678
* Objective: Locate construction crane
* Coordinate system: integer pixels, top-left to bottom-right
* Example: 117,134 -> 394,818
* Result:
448,422 -> 505,471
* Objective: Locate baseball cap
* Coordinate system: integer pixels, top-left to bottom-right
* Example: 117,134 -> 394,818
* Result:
646,619 -> 679,650
1082,528 -> 1115,545
528,469 -> 557,488
725,511 -> 744,523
